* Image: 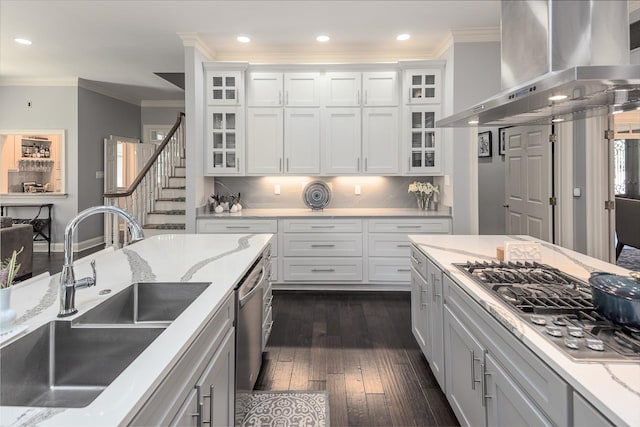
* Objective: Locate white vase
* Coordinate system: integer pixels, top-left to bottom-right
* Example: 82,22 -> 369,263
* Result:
0,287 -> 17,334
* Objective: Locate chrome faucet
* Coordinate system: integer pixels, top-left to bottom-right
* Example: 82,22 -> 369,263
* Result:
58,205 -> 145,317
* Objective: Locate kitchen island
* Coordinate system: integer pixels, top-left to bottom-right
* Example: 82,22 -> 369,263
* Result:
0,233 -> 272,426
409,235 -> 640,427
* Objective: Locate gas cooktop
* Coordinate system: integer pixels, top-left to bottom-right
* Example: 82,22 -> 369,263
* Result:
455,261 -> 639,362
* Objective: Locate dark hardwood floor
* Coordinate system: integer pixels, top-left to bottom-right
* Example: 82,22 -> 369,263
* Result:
31,245 -> 105,278
255,291 -> 459,427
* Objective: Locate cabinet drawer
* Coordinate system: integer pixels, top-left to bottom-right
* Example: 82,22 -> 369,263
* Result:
410,244 -> 428,278
368,234 -> 412,257
283,258 -> 363,281
197,219 -> 277,233
368,218 -> 451,233
282,218 -> 362,233
368,258 -> 411,282
283,233 -> 362,257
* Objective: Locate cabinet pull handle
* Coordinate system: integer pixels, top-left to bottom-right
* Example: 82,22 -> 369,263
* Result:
201,384 -> 214,425
286,90 -> 289,105
411,256 -> 422,265
279,158 -> 282,172
311,268 -> 335,272
482,363 -> 492,407
398,225 -> 420,229
286,158 -> 289,172
357,157 -> 360,172
364,90 -> 368,104
236,156 -> 240,172
235,87 -> 240,104
397,268 -> 411,272
433,277 -> 441,300
311,244 -> 336,248
396,244 -> 410,248
278,91 -> 282,105
421,285 -> 428,307
357,90 -> 361,105
408,156 -> 411,170
431,273 -> 436,302
364,157 -> 368,171
226,225 -> 250,229
311,225 -> 335,229
470,350 -> 482,390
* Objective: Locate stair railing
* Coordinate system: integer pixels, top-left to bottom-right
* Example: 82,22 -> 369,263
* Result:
104,112 -> 185,247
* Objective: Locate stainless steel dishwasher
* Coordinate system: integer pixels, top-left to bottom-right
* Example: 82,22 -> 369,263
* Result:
235,252 -> 266,422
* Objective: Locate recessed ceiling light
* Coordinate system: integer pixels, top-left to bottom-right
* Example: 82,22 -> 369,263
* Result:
316,35 -> 330,42
396,33 -> 411,41
14,38 -> 32,45
468,120 -> 479,124
237,35 -> 251,43
548,94 -> 567,101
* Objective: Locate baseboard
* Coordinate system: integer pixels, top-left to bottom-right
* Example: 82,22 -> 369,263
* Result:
271,282 -> 410,292
33,236 -> 105,253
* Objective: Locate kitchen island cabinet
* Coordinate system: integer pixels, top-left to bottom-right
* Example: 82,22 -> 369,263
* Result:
408,235 -> 640,427
0,233 -> 272,426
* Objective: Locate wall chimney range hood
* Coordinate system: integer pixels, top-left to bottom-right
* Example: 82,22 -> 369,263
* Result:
437,0 -> 640,128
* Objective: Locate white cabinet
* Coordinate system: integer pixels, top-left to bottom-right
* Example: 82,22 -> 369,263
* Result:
411,263 -> 430,354
362,107 -> 399,174
284,109 -> 320,174
205,107 -> 244,175
170,389 -> 198,426
248,72 -> 320,107
206,70 -> 243,105
246,108 -> 284,174
247,72 -> 283,107
573,392 -> 614,427
404,68 -> 442,104
444,304 -> 486,427
429,260 -> 445,390
321,108 -> 362,175
325,72 -> 361,106
362,71 -> 398,106
405,106 -> 443,175
485,353 -> 552,427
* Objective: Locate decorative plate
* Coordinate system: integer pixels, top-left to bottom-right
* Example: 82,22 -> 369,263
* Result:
303,181 -> 331,210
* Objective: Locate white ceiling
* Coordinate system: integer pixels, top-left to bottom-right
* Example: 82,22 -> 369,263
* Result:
0,0 -> 504,103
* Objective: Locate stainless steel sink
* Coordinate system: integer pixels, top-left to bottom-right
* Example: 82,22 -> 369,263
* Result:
0,321 -> 164,408
72,282 -> 210,326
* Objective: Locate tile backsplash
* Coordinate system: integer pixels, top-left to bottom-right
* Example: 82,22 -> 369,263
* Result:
213,176 -> 439,209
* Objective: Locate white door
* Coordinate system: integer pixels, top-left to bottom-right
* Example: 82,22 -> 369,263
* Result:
205,70 -> 242,105
406,106 -> 442,175
363,107 -> 399,174
321,108 -> 361,175
246,108 -> 283,174
325,72 -> 362,106
247,72 -> 283,107
205,107 -> 243,175
505,125 -> 552,241
362,71 -> 397,106
284,109 -> 320,174
284,73 -> 320,107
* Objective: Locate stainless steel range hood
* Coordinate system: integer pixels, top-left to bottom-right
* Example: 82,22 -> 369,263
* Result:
437,0 -> 639,128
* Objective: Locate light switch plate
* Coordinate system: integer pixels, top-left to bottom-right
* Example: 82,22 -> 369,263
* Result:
355,184 -> 361,195
274,184 -> 280,195
573,187 -> 581,197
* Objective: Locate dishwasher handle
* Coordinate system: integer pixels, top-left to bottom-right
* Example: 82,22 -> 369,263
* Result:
239,263 -> 265,307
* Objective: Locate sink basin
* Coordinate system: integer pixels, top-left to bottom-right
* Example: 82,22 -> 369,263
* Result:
73,282 -> 210,325
0,321 -> 164,408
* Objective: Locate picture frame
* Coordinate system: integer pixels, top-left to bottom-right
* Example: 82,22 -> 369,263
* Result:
478,131 -> 492,158
498,126 -> 511,156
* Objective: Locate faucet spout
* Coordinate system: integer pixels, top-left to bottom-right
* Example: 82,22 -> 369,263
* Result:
58,205 -> 144,317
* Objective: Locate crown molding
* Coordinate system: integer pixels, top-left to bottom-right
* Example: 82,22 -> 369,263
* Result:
214,50 -> 437,63
450,27 -> 501,43
433,32 -> 454,59
78,78 -> 141,106
0,77 -> 78,86
177,32 -> 216,60
141,99 -> 185,108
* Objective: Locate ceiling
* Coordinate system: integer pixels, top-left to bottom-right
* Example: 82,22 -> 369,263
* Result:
0,0 -> 502,103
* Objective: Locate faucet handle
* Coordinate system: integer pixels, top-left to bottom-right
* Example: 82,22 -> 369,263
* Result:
75,259 -> 97,289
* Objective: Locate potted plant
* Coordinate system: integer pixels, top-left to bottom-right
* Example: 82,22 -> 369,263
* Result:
0,247 -> 23,334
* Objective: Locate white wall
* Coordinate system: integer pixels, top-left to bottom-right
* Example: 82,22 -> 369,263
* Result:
477,127 -> 506,234
141,105 -> 184,141
0,85 -> 78,250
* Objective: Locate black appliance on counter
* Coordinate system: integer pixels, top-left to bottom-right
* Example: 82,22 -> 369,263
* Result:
455,261 -> 640,362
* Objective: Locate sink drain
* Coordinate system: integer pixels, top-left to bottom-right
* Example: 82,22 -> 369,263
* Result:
98,289 -> 112,295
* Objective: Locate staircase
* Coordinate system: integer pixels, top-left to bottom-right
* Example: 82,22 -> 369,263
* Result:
104,113 -> 187,244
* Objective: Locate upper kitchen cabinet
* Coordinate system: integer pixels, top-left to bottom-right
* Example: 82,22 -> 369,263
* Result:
404,68 -> 442,104
205,107 -> 244,175
325,72 -> 362,107
322,108 -> 362,174
205,70 -> 243,105
284,109 -> 320,174
247,72 -> 321,107
246,108 -> 284,174
404,106 -> 443,175
362,71 -> 398,106
362,108 -> 399,174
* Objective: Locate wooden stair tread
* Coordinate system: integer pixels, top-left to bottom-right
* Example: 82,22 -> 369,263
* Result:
148,210 -> 186,215
143,223 -> 186,230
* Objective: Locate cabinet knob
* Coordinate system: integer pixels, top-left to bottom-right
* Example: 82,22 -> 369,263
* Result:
503,204 -> 510,208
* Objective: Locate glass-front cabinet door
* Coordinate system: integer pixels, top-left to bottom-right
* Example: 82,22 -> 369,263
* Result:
206,71 -> 242,105
205,107 -> 243,175
406,106 -> 442,175
405,69 -> 441,104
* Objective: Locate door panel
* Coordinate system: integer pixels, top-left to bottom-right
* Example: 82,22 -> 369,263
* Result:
247,109 -> 283,174
322,108 -> 361,174
285,109 -> 320,174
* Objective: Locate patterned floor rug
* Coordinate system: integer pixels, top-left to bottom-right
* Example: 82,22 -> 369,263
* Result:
240,391 -> 329,427
617,246 -> 640,271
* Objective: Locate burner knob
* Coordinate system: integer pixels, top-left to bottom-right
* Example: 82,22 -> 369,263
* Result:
545,326 -> 563,337
564,337 -> 579,350
531,316 -> 547,326
586,339 -> 605,352
552,317 -> 567,326
567,326 -> 584,338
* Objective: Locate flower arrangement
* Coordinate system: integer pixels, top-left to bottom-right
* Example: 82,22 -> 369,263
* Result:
408,181 -> 439,210
1,247 -> 23,289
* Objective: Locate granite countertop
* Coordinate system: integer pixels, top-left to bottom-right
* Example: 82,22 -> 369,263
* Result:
408,234 -> 640,427
0,233 -> 273,427
196,207 -> 452,218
